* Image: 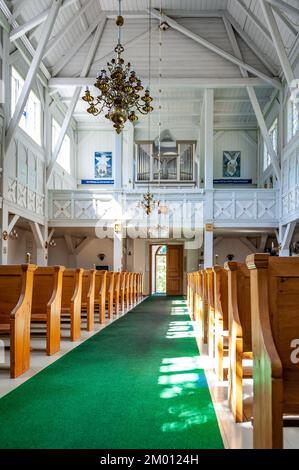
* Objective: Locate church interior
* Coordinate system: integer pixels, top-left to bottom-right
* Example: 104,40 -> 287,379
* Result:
0,0 -> 299,453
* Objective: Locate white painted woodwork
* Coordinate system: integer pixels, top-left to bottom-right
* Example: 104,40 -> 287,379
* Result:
5,0 -> 63,152
204,89 -> 214,190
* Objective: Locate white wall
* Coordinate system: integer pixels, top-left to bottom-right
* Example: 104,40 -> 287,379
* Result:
76,126 -> 132,190
48,237 -> 114,269
213,238 -> 255,265
7,229 -> 37,265
214,130 -> 258,186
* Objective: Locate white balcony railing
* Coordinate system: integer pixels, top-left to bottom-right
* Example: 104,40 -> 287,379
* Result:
48,188 -> 278,228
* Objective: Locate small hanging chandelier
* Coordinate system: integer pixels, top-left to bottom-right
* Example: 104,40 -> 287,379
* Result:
82,0 -> 154,133
138,190 -> 160,216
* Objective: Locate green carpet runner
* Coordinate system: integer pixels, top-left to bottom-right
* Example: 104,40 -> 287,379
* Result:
0,296 -> 223,449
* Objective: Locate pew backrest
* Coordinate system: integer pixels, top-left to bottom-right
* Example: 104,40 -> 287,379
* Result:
95,270 -> 107,299
61,268 -> 83,309
247,254 -> 299,377
82,270 -> 96,304
225,261 -> 251,349
32,266 -> 65,314
213,266 -> 228,330
0,264 -> 36,322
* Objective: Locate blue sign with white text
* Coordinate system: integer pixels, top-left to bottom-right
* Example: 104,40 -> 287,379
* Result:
81,180 -> 114,185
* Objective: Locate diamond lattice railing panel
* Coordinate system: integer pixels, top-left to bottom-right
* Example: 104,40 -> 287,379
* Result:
27,190 -> 36,213
214,200 -> 233,219
7,178 -> 17,203
289,190 -> 296,213
257,200 -> 276,219
53,200 -> 72,219
74,200 -> 97,219
17,183 -> 27,208
235,200 -> 255,219
36,195 -> 44,216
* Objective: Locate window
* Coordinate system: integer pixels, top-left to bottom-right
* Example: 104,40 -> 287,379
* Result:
287,98 -> 299,142
263,118 -> 278,171
11,67 -> 41,145
52,118 -> 71,174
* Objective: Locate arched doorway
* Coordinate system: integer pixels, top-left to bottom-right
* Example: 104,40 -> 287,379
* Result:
151,245 -> 167,294
155,245 -> 167,294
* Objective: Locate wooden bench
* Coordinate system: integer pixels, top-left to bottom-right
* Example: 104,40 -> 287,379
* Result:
129,272 -> 134,307
94,270 -> 107,324
61,268 -> 83,341
31,266 -> 65,356
213,265 -> 229,381
113,272 -> 120,315
125,271 -> 131,310
106,272 -> 115,319
199,270 -> 208,346
187,273 -> 191,308
132,273 -> 138,304
81,269 -> 95,332
0,264 -> 36,378
140,273 -> 144,299
246,254 -> 299,448
206,268 -> 215,358
192,272 -> 199,321
225,261 -> 252,423
119,272 -> 126,313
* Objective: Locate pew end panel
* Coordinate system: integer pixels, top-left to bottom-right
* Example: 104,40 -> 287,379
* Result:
81,270 -> 96,332
206,268 -> 215,359
213,266 -> 229,381
106,272 -> 115,319
95,271 -> 107,324
0,264 -> 37,378
246,253 -> 295,449
61,268 -> 84,341
225,261 -> 252,423
32,266 -> 65,356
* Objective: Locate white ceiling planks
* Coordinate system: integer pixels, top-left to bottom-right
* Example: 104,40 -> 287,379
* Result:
5,0 -> 298,127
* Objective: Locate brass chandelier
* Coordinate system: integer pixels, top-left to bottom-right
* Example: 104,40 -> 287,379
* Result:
138,190 -> 160,216
82,0 -> 154,133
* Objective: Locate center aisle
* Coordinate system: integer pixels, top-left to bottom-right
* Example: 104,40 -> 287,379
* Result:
0,296 -> 223,449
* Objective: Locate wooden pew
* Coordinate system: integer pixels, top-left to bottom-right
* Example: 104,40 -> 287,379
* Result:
225,261 -> 252,423
106,272 -> 115,319
113,272 -> 120,315
188,272 -> 195,316
0,264 -> 36,378
246,254 -> 299,448
81,270 -> 95,331
128,272 -> 134,308
197,270 -> 208,346
133,273 -> 138,304
61,268 -> 83,341
94,270 -> 106,324
187,273 -> 191,307
140,273 -> 144,299
31,266 -> 64,356
139,272 -> 144,300
206,268 -> 215,358
124,272 -> 130,311
192,272 -> 199,321
213,265 -> 229,381
119,272 -> 126,312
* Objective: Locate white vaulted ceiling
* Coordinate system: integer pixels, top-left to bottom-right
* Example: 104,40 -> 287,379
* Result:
4,0 -> 299,128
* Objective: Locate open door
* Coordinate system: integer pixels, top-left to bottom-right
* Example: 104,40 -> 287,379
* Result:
166,245 -> 183,295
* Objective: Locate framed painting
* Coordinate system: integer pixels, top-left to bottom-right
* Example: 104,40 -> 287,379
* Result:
223,151 -> 241,178
95,151 -> 112,179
